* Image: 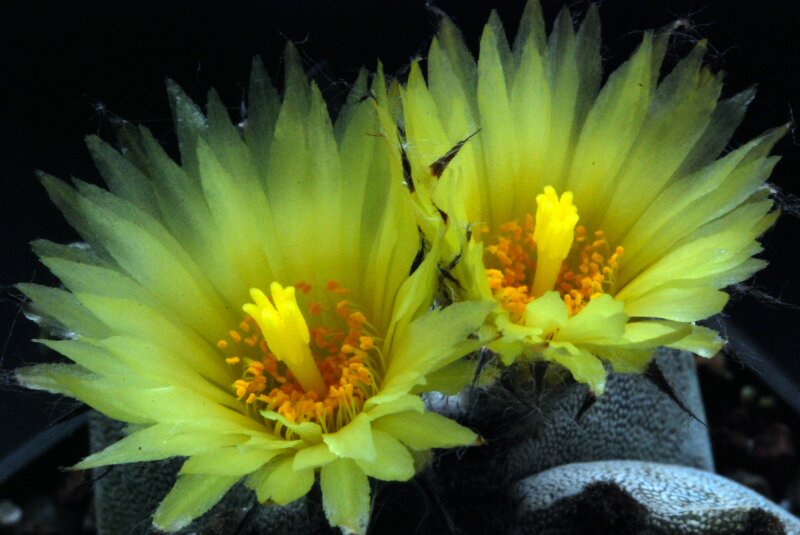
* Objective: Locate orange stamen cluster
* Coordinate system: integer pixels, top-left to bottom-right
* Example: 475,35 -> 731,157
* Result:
484,216 -> 624,320
558,227 -> 624,316
485,215 -> 536,323
217,281 -> 379,436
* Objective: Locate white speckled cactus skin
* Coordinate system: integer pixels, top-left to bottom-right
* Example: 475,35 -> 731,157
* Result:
514,461 -> 800,534
427,349 -> 714,479
424,349 -> 799,533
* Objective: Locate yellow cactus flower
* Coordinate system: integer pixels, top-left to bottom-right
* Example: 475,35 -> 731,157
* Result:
374,1 -> 783,394
16,47 -> 491,534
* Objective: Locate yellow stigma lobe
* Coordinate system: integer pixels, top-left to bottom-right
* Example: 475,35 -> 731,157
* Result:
532,186 -> 579,297
243,283 -> 326,396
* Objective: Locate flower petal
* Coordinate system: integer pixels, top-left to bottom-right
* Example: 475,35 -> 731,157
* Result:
373,411 -> 479,450
17,283 -> 107,339
524,290 -> 569,334
355,429 -> 416,481
363,393 -> 424,420
322,412 -> 375,462
544,345 -> 607,394
553,294 -> 627,345
378,301 -> 493,403
249,456 -> 315,505
354,430 -> 415,481
152,473 -> 239,532
293,443 -> 337,471
321,459 -> 370,535
623,285 -> 729,322
181,446 -> 283,476
74,423 -> 249,469
667,324 -> 724,358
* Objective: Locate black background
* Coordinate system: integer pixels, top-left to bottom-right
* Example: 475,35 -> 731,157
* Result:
2,0 -> 799,479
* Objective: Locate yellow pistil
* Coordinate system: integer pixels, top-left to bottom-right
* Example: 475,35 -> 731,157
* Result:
243,283 -> 327,396
531,186 -> 579,297
218,281 -> 380,437
484,186 -> 624,320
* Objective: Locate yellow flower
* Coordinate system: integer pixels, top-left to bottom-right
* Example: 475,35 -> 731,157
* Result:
16,47 -> 491,534
374,1 -> 783,394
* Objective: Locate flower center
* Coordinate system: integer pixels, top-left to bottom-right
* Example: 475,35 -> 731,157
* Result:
217,281 -> 380,435
484,186 -> 624,320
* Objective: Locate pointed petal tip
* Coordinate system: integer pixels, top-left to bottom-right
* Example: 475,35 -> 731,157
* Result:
580,3 -> 601,28
250,54 -> 265,71
283,40 -> 302,66
14,365 -> 47,390
84,133 -> 102,147
206,86 -> 222,105
152,514 -> 193,533
437,13 -> 455,31
486,8 -> 502,26
554,4 -> 574,24
165,77 -> 181,96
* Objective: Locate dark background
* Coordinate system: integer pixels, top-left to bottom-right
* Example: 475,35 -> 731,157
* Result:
1,0 -> 798,485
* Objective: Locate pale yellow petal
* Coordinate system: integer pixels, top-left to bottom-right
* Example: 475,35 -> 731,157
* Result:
321,459 -> 370,535
373,410 -> 478,450
180,446 -> 282,476
17,283 -> 107,338
74,424 -> 249,468
249,456 -> 315,505
322,412 -> 375,462
293,443 -> 337,471
153,474 -> 239,532
354,429 -> 415,481
545,345 -> 607,394
667,324 -> 724,358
